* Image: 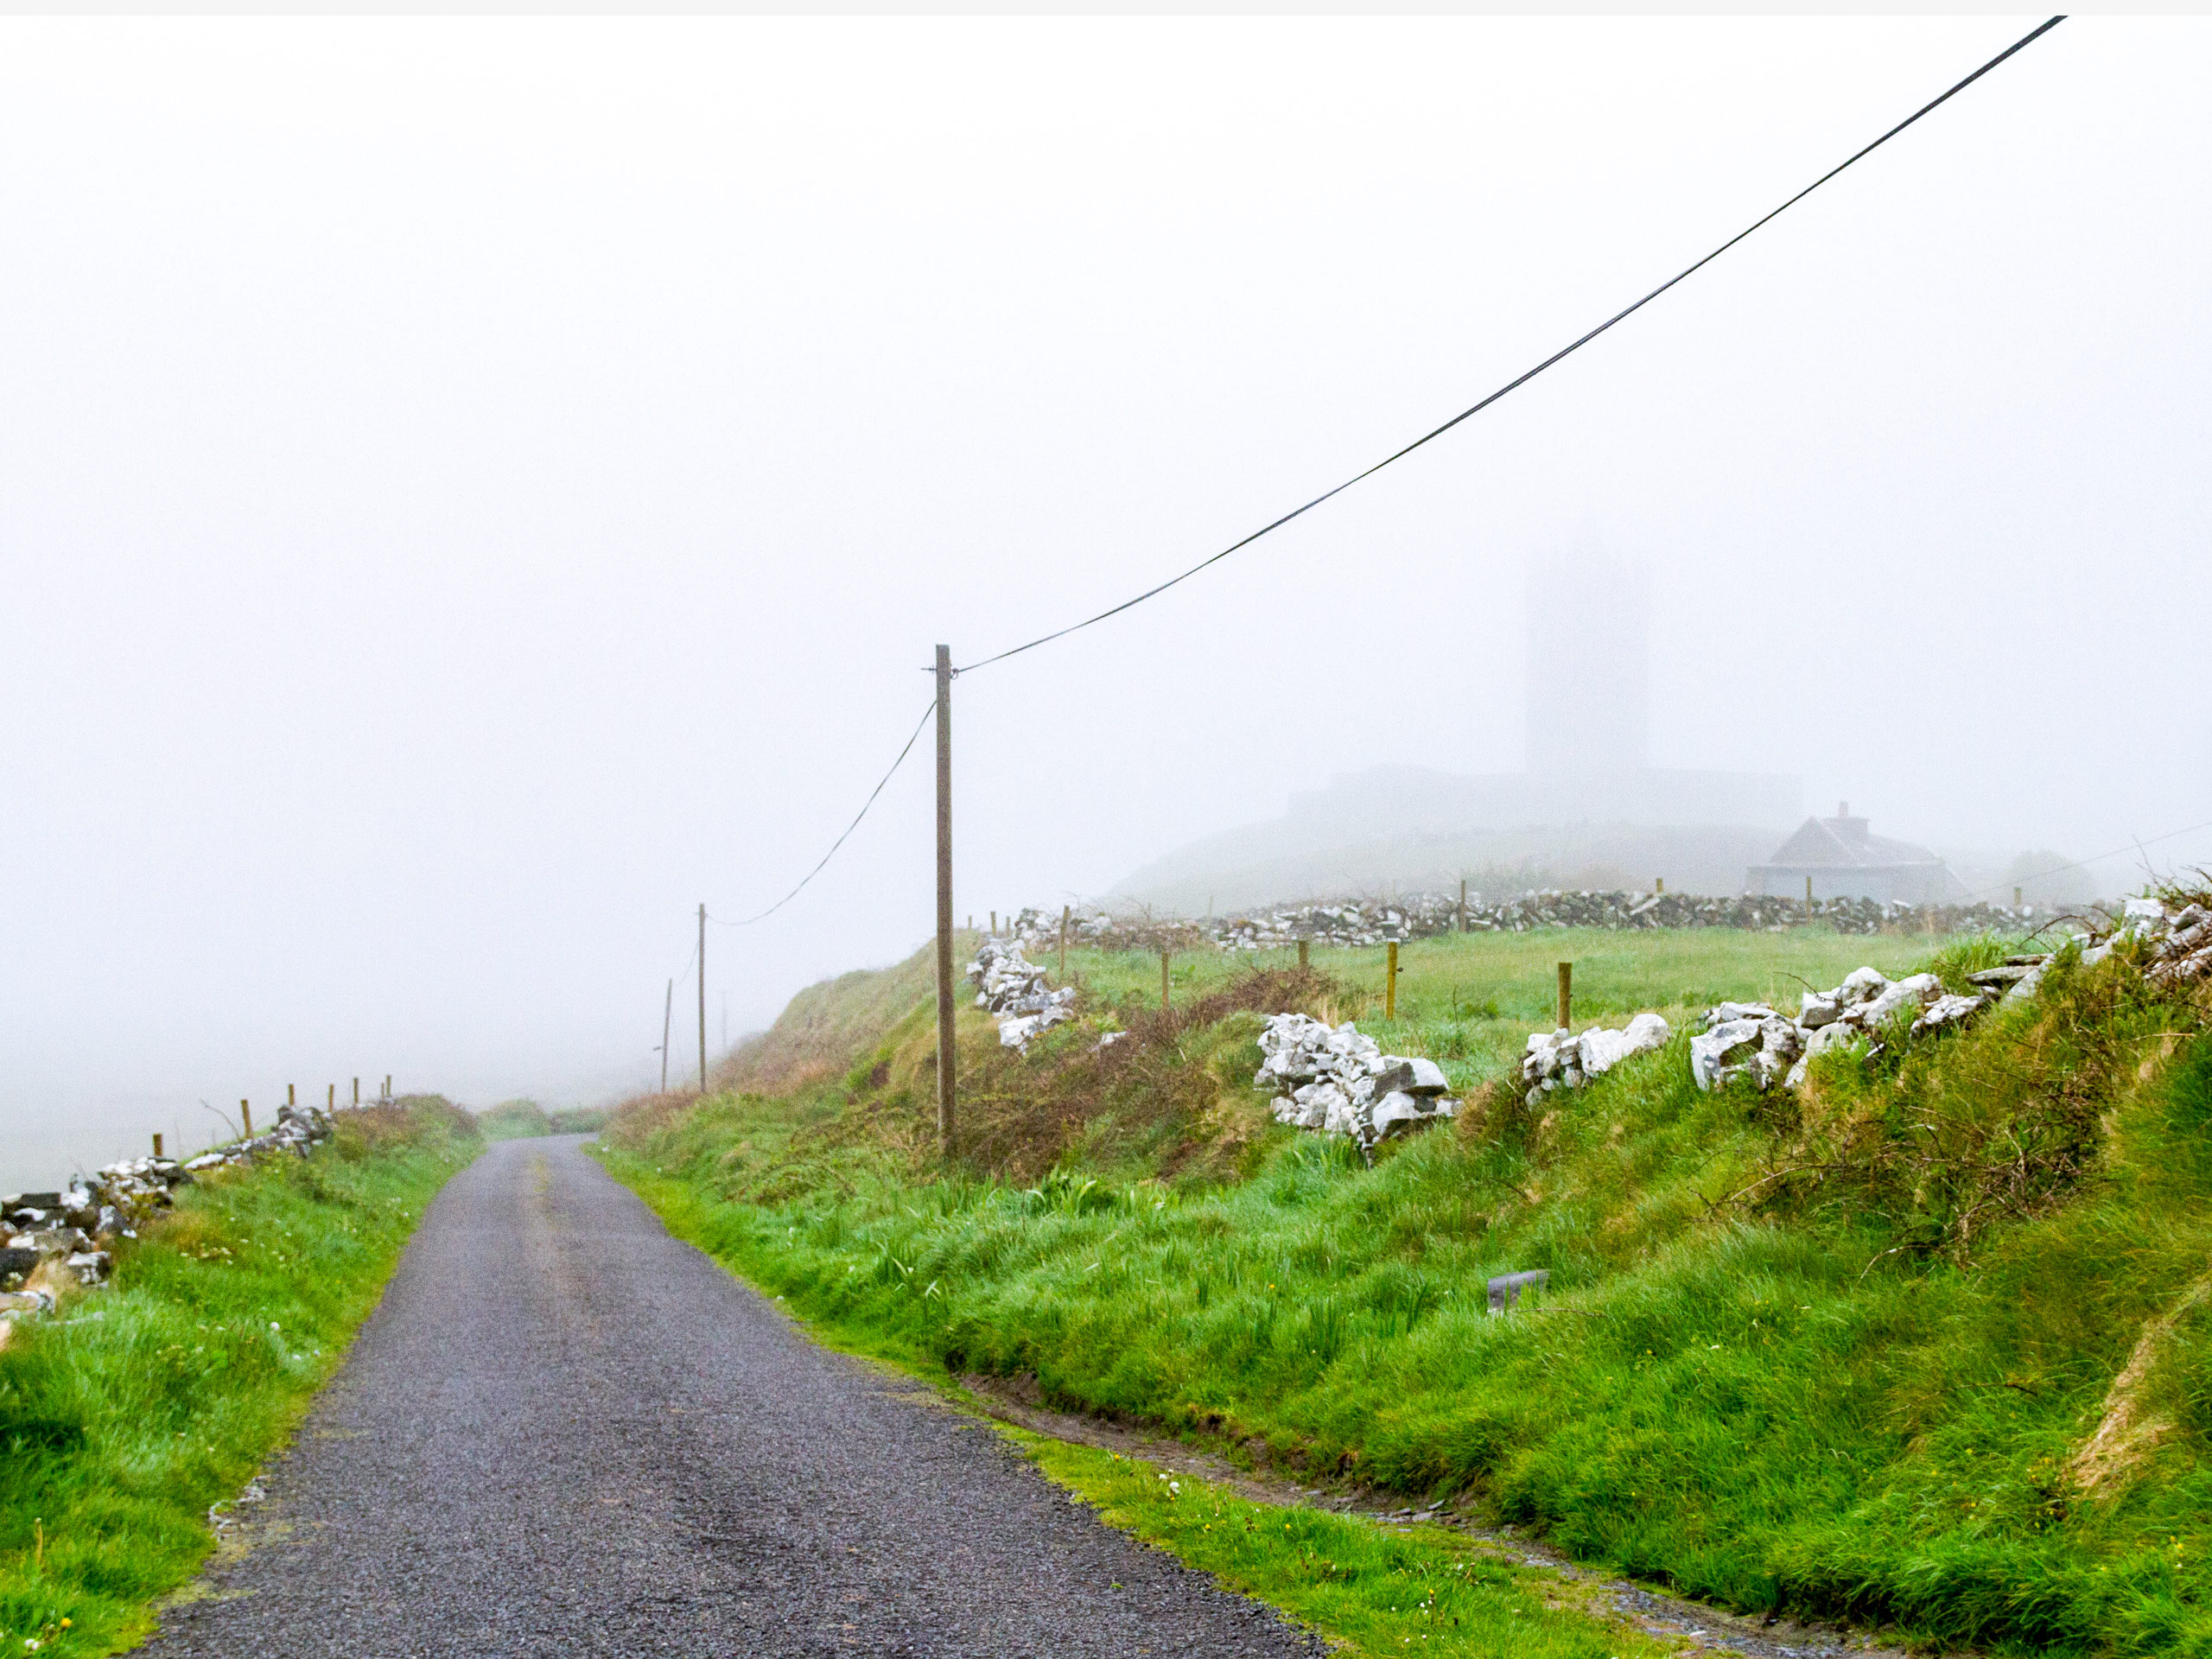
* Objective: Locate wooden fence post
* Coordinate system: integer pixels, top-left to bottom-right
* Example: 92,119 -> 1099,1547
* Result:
1058,905 -> 1071,979
1386,941 -> 1399,1020
152,1133 -> 163,1159
1555,962 -> 1573,1031
241,1099 -> 252,1135
1298,937 -> 1309,972
1160,950 -> 1172,1013
1656,877 -> 1664,895
1458,878 -> 1467,933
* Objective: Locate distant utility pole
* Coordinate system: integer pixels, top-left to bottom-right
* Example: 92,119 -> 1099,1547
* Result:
660,976 -> 673,1093
934,644 -> 957,1160
697,903 -> 708,1093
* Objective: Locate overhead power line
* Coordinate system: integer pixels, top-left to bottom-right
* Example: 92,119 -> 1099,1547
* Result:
700,16 -> 2066,931
709,698 -> 939,928
955,14 -> 2066,677
1958,817 -> 2212,903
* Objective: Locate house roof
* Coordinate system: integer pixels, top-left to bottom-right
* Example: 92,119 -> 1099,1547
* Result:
1758,811 -> 1944,870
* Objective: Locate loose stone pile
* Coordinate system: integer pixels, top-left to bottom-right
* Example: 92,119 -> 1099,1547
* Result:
1521,1013 -> 1673,1108
1255,1014 -> 1456,1156
1521,893 -> 2212,1105
1,1103 -> 336,1329
967,938 -> 1077,1052
1001,893 -> 2070,954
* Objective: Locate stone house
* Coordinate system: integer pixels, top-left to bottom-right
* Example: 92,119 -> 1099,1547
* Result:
1745,803 -> 1965,904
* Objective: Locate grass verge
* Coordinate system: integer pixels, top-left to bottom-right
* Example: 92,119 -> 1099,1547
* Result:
603,1154 -> 1673,1659
0,1099 -> 480,1655
608,919 -> 2212,1657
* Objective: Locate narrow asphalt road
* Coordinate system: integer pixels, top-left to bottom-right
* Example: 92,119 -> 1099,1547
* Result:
139,1135 -> 1322,1658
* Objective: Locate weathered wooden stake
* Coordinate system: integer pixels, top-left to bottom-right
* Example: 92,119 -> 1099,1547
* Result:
1805,874 -> 1814,904
1058,904 -> 1071,980
1656,877 -> 1664,895
1458,878 -> 1467,933
327,1083 -> 334,1109
1298,938 -> 1309,972
1160,950 -> 1172,1013
241,1099 -> 252,1135
352,1077 -> 359,1106
934,645 -> 957,1161
384,1075 -> 391,1100
288,1083 -> 296,1109
1555,962 -> 1573,1031
990,910 -> 997,933
2014,885 -> 2024,909
1386,941 -> 1399,1020
152,1133 -> 163,1158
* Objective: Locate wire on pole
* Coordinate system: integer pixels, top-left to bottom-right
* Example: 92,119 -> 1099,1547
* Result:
954,16 -> 2066,677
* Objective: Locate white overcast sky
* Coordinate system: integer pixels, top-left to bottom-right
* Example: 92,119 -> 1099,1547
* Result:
5,14 -> 2209,1182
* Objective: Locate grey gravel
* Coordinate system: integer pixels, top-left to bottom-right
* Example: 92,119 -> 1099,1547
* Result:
138,1135 -> 1322,1657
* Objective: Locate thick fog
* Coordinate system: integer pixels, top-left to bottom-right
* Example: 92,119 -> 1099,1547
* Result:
6,16 -> 2209,1183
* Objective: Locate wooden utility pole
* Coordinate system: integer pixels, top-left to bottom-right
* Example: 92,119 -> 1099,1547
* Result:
1555,963 -> 1573,1031
1058,905 -> 1071,980
660,976 -> 673,1093
1386,941 -> 1399,1020
934,645 -> 957,1160
697,903 -> 708,1092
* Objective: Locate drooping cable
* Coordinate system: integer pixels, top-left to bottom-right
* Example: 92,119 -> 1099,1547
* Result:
956,16 -> 2065,676
708,697 -> 939,927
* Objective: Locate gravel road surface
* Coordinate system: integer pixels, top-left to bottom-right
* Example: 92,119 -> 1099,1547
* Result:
139,1135 -> 1321,1657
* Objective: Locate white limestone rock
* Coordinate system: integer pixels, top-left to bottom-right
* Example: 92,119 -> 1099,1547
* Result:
1911,991 -> 1989,1036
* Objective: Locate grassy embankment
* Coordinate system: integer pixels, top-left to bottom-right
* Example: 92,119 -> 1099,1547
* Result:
0,1099 -> 480,1655
607,918 -> 2212,1656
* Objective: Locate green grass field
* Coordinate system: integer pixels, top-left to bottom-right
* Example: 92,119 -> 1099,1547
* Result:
1076,925 -> 1954,1092
0,1100 -> 480,1656
614,919 -> 2212,1656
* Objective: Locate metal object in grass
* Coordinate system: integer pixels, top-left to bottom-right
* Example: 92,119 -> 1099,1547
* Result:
1488,1270 -> 1549,1315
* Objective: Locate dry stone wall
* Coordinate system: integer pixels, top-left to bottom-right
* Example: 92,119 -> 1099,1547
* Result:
1001,893 -> 2072,955
1,1103 -> 334,1332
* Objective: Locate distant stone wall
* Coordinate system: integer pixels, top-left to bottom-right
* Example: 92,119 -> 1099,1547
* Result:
1004,891 -> 2081,953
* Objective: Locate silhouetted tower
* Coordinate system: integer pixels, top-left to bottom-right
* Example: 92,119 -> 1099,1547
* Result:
1525,536 -> 1649,775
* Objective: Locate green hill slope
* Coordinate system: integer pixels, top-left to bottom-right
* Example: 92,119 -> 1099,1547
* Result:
607,916 -> 2212,1655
